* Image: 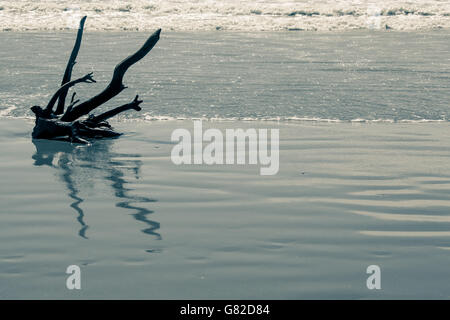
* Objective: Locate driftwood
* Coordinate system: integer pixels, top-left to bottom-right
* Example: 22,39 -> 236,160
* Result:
31,16 -> 161,143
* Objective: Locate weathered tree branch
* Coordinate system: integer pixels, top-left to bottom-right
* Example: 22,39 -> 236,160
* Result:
45,72 -> 96,114
61,28 -> 161,122
64,97 -> 80,116
30,16 -> 161,143
55,16 -> 87,115
89,95 -> 143,124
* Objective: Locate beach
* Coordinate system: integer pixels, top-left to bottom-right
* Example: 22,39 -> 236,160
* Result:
1,118 -> 450,299
0,4 -> 450,298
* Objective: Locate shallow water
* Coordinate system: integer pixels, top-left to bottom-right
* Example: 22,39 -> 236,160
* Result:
0,31 -> 449,122
1,30 -> 450,299
1,119 -> 450,299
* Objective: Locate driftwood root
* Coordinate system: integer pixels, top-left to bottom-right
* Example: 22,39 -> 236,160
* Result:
31,16 -> 161,143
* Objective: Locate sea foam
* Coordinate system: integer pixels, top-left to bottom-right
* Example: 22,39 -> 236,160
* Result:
0,0 -> 449,31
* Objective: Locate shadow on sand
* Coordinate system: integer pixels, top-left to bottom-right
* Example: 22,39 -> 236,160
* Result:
31,139 -> 161,241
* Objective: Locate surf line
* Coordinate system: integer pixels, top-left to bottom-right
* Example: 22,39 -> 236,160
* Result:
171,120 -> 279,175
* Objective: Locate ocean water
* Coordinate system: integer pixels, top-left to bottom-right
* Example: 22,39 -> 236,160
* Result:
0,0 -> 449,31
0,30 -> 449,122
1,20 -> 450,299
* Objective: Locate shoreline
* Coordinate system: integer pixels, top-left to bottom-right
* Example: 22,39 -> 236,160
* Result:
4,115 -> 450,126
1,28 -> 450,33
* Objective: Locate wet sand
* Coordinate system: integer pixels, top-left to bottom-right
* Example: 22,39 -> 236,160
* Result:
1,118 -> 450,299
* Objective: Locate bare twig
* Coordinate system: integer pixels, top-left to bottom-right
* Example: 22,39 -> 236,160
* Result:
55,16 -> 87,115
61,29 -> 160,122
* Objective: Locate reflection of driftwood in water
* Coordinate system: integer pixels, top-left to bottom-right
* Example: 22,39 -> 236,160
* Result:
107,162 -> 161,240
31,139 -> 161,241
32,141 -> 89,238
59,155 -> 89,239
